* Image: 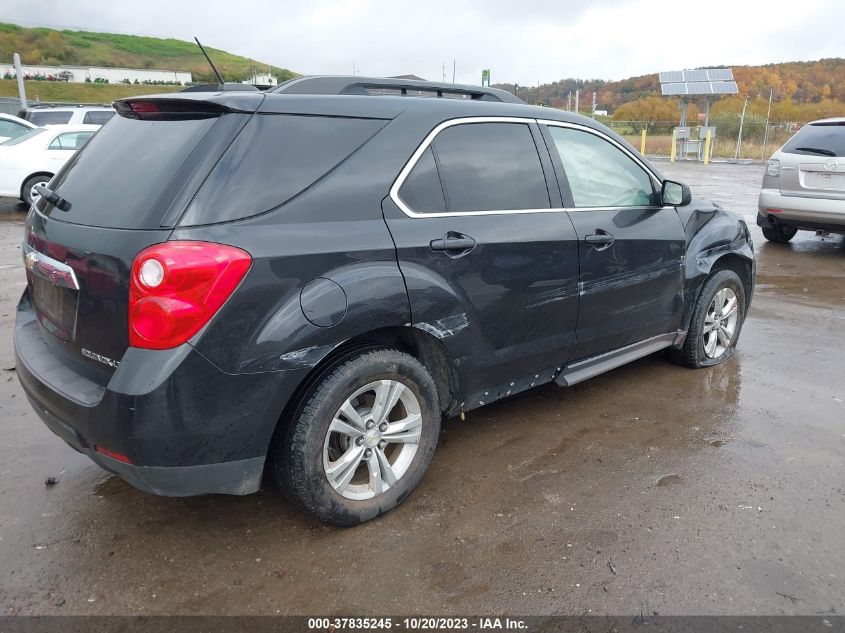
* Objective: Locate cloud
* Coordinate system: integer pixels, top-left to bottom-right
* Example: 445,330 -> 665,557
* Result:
8,0 -> 845,84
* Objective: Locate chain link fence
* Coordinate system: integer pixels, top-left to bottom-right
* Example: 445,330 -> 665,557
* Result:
603,116 -> 808,161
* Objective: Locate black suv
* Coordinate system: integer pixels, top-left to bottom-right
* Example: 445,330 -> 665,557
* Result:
15,77 -> 755,525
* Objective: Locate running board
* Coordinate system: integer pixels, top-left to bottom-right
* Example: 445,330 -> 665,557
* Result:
555,332 -> 684,388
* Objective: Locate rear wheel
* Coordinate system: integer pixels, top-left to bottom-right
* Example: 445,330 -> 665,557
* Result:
762,223 -> 797,243
676,269 -> 747,368
272,348 -> 440,526
21,174 -> 52,207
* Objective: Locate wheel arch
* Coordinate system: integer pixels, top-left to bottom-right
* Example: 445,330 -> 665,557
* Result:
267,325 -> 459,462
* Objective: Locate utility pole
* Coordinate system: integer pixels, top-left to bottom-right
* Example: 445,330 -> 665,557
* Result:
13,53 -> 27,111
762,89 -> 774,160
567,91 -> 572,112
575,89 -> 580,114
442,62 -> 446,83
352,59 -> 357,76
735,96 -> 749,160
452,60 -> 456,83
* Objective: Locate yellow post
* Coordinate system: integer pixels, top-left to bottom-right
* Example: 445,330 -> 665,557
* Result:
703,129 -> 712,165
640,129 -> 647,155
670,129 -> 676,163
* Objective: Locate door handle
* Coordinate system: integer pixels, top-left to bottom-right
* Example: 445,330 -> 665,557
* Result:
585,231 -> 614,249
430,234 -> 477,252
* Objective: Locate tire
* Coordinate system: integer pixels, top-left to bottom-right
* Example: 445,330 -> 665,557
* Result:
272,348 -> 440,526
21,174 -> 52,207
762,223 -> 797,243
676,269 -> 747,369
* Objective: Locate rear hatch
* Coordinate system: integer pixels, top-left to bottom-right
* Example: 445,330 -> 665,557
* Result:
23,95 -> 260,385
778,121 -> 845,200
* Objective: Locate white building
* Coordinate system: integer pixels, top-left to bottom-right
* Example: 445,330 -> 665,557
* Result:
242,72 -> 278,86
1,62 -> 191,85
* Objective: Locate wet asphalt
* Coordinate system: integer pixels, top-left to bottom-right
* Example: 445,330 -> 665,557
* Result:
0,161 -> 843,616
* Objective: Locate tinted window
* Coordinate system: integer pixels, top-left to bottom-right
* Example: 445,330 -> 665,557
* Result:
782,123 -> 845,157
398,147 -> 446,213
432,122 -> 550,212
29,111 -> 72,126
48,114 -> 217,229
48,132 -> 95,151
0,120 -> 28,139
548,126 -> 657,208
182,114 -> 385,225
83,110 -> 115,125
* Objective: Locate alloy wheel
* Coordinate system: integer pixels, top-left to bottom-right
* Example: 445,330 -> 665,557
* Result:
702,287 -> 739,359
322,379 -> 422,500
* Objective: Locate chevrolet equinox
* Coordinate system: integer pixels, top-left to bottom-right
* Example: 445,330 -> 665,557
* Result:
15,77 -> 755,525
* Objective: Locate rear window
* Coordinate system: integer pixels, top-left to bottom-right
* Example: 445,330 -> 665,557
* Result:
83,110 -> 115,125
180,114 -> 386,225
46,114 -> 217,229
782,123 -> 845,157
2,127 -> 45,146
29,111 -> 72,126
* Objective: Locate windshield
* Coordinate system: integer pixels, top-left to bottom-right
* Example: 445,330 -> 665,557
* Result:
782,123 -> 845,158
1,127 -> 46,146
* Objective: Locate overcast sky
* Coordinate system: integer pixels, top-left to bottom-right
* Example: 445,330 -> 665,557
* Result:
7,0 -> 845,85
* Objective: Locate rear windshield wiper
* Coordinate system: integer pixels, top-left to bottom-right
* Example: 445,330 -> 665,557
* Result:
794,146 -> 837,156
35,185 -> 72,212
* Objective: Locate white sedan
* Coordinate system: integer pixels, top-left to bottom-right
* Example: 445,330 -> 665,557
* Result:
0,112 -> 37,143
0,124 -> 99,206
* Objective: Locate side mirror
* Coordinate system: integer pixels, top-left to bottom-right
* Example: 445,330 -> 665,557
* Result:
661,180 -> 692,207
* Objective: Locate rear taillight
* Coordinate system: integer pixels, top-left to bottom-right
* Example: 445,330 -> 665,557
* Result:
129,241 -> 251,350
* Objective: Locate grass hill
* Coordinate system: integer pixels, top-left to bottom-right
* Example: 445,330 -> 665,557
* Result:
0,21 -> 296,85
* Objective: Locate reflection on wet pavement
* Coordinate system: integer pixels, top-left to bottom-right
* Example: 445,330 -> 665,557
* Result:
0,162 -> 843,616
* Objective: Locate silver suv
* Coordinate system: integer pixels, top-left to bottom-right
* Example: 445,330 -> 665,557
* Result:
757,118 -> 845,242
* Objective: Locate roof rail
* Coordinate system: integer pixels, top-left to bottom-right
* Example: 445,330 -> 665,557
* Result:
271,76 -> 523,104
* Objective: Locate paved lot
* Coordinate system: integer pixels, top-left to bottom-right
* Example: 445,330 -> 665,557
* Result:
1,162 -> 843,615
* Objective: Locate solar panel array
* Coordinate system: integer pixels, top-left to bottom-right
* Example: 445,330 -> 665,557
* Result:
659,68 -> 738,96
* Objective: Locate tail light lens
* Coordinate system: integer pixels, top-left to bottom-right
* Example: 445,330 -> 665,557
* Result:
766,159 -> 780,177
129,241 -> 251,350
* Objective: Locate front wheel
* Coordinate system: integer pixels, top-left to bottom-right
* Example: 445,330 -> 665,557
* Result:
762,223 -> 797,243
272,348 -> 440,526
676,269 -> 747,368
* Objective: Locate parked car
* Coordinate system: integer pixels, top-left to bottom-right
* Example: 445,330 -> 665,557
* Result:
0,112 -> 37,143
758,117 -> 845,242
0,124 -> 99,206
15,78 -> 755,526
23,105 -> 115,127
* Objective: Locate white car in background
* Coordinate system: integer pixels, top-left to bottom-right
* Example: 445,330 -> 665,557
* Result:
24,106 -> 115,127
0,113 -> 37,143
0,125 -> 99,206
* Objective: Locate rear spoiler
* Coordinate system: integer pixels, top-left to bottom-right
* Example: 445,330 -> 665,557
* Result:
114,94 -> 262,120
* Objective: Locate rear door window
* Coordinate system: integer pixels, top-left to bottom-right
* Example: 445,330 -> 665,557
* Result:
48,132 -> 95,151
398,147 -> 446,213
782,123 -> 845,157
0,120 -> 29,140
429,122 -> 550,212
180,114 -> 386,225
29,111 -> 72,126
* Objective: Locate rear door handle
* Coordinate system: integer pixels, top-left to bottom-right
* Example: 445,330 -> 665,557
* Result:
430,234 -> 477,252
585,231 -> 614,249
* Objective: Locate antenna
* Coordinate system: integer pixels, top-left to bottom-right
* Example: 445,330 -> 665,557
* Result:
194,37 -> 225,85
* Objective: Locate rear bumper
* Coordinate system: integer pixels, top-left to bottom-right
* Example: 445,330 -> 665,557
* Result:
15,293 -> 306,497
758,188 -> 845,230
